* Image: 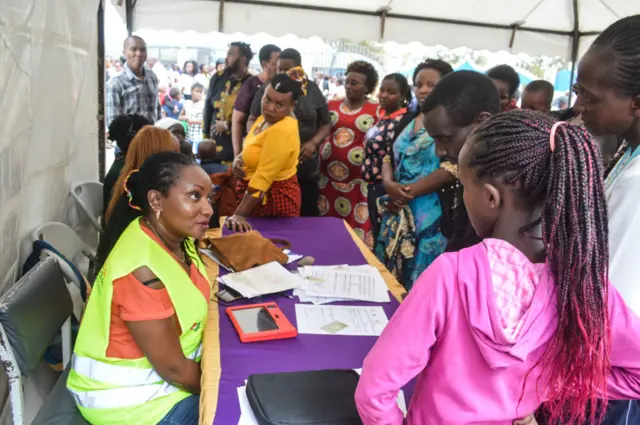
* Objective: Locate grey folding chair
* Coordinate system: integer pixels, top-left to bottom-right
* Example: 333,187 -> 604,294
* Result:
0,258 -> 75,425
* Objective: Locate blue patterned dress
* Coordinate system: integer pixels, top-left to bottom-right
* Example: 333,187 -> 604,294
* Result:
388,120 -> 447,286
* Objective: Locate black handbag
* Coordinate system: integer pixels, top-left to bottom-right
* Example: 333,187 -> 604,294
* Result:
246,370 -> 364,425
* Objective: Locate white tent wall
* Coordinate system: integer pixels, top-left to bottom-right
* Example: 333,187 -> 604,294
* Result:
0,0 -> 100,421
113,0 -> 638,59
0,0 -> 100,288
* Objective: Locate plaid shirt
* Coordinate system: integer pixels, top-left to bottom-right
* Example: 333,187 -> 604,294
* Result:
105,64 -> 161,128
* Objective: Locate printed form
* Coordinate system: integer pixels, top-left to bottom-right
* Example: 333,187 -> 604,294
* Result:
301,267 -> 390,303
295,304 -> 389,336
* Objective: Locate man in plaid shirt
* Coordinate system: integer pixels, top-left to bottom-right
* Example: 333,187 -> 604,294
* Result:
105,36 -> 161,129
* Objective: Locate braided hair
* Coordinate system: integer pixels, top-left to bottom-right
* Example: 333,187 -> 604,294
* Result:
590,15 -> 640,97
346,60 -> 379,95
381,73 -> 412,107
270,74 -> 304,101
96,152 -> 195,272
467,110 -> 610,425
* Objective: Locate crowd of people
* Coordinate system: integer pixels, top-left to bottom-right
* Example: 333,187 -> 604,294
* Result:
70,13 -> 640,425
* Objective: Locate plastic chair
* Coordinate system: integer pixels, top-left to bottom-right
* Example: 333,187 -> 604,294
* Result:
0,258 -> 74,425
70,181 -> 103,232
30,222 -> 94,278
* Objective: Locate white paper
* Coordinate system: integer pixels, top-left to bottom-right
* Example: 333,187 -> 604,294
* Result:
283,249 -> 303,264
353,369 -> 407,416
293,288 -> 350,305
295,305 -> 389,336
237,386 -> 259,425
220,261 -> 305,298
301,267 -> 390,303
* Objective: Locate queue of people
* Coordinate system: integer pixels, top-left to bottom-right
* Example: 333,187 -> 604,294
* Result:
79,13 -> 640,425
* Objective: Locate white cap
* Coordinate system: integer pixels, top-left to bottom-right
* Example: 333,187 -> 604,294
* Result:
154,117 -> 181,130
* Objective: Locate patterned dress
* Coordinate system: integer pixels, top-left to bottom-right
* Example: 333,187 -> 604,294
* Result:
377,121 -> 447,288
319,100 -> 380,246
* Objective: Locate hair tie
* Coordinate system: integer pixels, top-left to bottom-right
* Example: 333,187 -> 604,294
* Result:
123,169 -> 142,211
549,121 -> 566,153
287,66 -> 309,96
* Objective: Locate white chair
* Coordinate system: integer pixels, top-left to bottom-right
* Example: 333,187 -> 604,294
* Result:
30,222 -> 94,277
0,258 -> 74,425
70,181 -> 103,232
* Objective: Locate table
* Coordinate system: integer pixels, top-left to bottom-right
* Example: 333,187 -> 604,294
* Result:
199,217 -> 408,425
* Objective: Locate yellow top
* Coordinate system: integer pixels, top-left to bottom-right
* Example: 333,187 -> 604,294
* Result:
242,115 -> 300,193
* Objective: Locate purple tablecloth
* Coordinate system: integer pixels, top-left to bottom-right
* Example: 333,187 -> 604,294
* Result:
211,217 -> 404,425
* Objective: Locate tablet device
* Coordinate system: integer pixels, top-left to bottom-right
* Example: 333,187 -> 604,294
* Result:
226,302 -> 297,343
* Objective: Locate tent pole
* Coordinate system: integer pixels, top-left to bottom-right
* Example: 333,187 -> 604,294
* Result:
125,0 -> 134,35
568,0 -> 580,105
219,0 -> 226,32
98,0 -> 106,181
378,8 -> 388,42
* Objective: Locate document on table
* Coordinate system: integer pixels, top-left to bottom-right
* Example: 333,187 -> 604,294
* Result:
237,386 -> 259,425
295,304 -> 389,336
301,266 -> 390,303
293,288 -> 351,305
283,249 -> 303,264
219,261 -> 305,298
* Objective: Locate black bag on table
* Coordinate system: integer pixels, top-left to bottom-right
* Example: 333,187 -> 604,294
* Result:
246,370 -> 363,425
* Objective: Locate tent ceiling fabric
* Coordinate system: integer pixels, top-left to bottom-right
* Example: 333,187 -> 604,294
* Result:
114,0 -> 638,58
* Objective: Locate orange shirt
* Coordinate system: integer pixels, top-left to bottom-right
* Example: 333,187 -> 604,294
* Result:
105,224 -> 210,359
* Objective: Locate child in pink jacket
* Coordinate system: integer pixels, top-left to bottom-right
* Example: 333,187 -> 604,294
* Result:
355,110 -> 640,425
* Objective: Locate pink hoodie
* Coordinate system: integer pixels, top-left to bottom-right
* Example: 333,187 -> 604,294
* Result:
355,241 -> 640,425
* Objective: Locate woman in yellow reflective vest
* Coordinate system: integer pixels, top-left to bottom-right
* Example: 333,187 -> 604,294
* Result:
68,151 -> 214,425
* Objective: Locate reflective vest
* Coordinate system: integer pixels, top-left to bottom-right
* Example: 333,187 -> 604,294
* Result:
67,218 -> 209,425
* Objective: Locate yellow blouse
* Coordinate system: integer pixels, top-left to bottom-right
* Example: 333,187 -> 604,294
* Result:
242,115 -> 300,193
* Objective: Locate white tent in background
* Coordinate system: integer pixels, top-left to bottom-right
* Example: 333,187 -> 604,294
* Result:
111,0 -> 636,60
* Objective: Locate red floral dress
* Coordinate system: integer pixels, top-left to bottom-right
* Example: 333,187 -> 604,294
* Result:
318,100 -> 381,247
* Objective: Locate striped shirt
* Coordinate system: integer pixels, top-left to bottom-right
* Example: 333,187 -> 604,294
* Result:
105,64 -> 161,128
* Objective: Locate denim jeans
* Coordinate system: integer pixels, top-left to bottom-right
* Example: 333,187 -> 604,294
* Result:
157,395 -> 199,425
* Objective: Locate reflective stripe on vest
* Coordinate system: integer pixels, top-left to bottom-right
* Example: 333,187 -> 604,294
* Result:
69,381 -> 180,410
70,344 -> 202,408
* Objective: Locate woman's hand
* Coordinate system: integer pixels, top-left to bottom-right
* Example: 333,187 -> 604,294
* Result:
225,214 -> 252,232
387,200 -> 404,214
232,155 -> 246,180
513,414 -> 537,425
383,180 -> 413,204
299,141 -> 318,163
213,120 -> 228,135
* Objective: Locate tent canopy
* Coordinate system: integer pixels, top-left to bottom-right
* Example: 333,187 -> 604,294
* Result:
113,0 -> 638,59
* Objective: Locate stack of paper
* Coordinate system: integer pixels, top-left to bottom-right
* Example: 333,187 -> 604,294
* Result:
296,265 -> 390,304
219,261 -> 306,298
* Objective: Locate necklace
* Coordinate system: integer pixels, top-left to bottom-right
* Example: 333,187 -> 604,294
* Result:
605,144 -> 640,191
144,218 -> 187,264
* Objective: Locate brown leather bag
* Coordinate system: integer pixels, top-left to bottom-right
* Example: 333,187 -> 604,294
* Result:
202,231 -> 290,272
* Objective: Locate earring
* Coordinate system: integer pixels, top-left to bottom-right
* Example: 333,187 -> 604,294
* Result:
156,209 -> 161,220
